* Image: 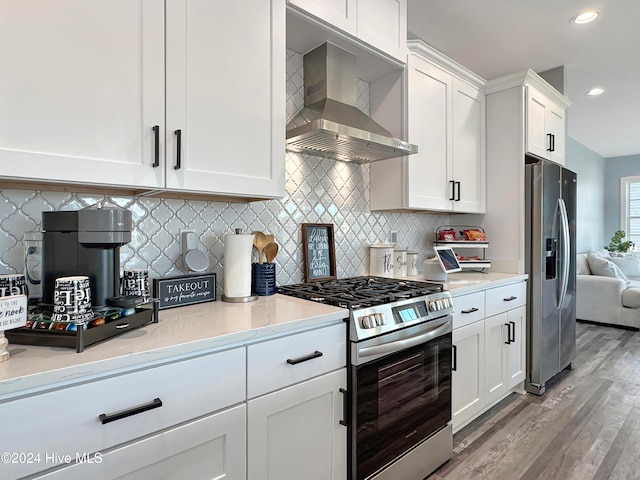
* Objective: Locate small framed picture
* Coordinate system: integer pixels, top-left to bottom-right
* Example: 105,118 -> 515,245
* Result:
301,223 -> 337,282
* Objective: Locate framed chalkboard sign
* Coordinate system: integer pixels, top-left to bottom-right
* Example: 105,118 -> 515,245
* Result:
302,223 -> 337,282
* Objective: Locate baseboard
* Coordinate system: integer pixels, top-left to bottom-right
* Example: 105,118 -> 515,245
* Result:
577,319 -> 639,331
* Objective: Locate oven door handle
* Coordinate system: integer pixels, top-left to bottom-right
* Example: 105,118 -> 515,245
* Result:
358,319 -> 451,358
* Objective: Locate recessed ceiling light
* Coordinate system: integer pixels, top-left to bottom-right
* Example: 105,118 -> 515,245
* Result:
586,87 -> 605,96
572,10 -> 600,24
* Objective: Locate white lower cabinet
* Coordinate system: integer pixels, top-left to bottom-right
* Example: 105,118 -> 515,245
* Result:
35,405 -> 247,480
452,320 -> 485,428
247,369 -> 347,480
484,306 -> 526,405
451,281 -> 527,433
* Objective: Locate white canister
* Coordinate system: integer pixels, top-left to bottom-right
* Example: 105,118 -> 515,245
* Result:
369,243 -> 394,277
393,249 -> 407,278
406,252 -> 419,276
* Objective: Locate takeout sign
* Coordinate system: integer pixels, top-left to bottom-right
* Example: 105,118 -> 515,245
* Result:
153,274 -> 216,310
0,295 -> 28,331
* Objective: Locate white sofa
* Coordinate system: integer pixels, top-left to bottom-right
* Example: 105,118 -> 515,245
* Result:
576,250 -> 640,329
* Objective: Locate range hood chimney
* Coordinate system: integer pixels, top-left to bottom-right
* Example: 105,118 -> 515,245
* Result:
286,43 -> 417,164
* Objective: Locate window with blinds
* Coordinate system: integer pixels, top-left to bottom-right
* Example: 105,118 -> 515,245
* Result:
622,176 -> 640,248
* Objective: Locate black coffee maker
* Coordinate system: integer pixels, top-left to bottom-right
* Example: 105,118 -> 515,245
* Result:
41,203 -> 132,307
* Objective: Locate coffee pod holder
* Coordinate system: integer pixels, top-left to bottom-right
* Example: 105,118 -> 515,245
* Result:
6,300 -> 159,353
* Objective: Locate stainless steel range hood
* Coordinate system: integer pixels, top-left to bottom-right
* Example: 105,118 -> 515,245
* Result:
286,43 -> 417,164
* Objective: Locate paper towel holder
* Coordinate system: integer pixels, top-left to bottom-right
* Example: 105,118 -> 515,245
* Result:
222,228 -> 258,303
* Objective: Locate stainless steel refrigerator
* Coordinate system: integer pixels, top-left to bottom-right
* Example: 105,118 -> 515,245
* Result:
525,157 -> 577,395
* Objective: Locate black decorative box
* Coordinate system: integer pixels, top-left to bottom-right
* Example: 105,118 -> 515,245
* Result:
5,301 -> 159,353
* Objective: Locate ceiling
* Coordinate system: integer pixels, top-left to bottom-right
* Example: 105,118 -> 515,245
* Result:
407,0 -> 640,159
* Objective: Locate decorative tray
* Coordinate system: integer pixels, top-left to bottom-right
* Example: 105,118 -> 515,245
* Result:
5,300 -> 159,353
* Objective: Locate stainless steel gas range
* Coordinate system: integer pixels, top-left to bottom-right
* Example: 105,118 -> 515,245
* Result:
278,276 -> 453,480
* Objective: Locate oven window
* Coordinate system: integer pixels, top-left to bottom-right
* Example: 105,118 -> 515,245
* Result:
354,332 -> 451,480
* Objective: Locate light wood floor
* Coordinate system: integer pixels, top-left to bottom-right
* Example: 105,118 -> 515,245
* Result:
432,321 -> 640,480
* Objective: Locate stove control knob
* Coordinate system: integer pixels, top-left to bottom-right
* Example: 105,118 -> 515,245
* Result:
374,313 -> 385,326
360,315 -> 371,329
428,300 -> 437,311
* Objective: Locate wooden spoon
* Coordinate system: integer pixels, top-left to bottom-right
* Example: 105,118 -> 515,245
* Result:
252,231 -> 268,264
265,234 -> 274,245
264,242 -> 279,263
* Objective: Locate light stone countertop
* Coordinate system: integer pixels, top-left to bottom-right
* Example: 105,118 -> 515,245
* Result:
401,271 -> 528,296
0,294 -> 348,399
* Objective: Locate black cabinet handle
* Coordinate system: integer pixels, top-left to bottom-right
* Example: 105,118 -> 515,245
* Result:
503,296 -> 517,302
455,181 -> 461,201
461,307 -> 479,314
174,129 -> 182,170
509,321 -> 516,343
99,397 -> 162,425
551,134 -> 555,152
339,388 -> 348,426
504,324 -> 512,344
152,125 -> 160,167
286,350 -> 323,365
547,133 -> 554,152
452,344 -> 458,371
449,180 -> 456,201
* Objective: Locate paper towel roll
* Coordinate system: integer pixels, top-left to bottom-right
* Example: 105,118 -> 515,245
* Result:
223,233 -> 254,299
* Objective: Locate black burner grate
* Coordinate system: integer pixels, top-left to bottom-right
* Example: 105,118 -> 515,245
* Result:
277,276 -> 443,309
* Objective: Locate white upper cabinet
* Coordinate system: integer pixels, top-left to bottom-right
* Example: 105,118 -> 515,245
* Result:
287,0 -> 356,33
526,85 -> 567,165
0,0 -> 285,200
0,0 -> 166,189
287,0 -> 406,61
370,40 -> 485,213
165,0 -> 285,199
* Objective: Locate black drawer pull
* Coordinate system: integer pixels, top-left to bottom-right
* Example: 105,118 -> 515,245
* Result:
152,125 -> 160,167
286,350 -> 323,365
339,388 -> 348,426
509,321 -> 516,343
503,296 -> 517,302
461,307 -> 479,314
99,397 -> 162,425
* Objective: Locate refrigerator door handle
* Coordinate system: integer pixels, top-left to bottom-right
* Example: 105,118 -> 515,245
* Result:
558,198 -> 571,309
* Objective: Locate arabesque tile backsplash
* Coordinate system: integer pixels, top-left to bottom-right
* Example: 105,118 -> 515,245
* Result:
0,50 -> 449,294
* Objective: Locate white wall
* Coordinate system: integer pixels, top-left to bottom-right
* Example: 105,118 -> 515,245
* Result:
564,137 -> 606,253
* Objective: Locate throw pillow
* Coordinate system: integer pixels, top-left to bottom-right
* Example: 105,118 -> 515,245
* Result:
609,256 -> 640,279
586,254 -> 629,283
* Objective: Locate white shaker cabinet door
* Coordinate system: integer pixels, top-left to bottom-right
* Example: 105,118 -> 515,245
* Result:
165,0 -> 286,199
248,369 -> 347,480
452,320 -> 485,431
506,305 -> 526,387
357,0 -> 407,61
484,311 -> 509,405
0,0 -> 165,188
451,78 -> 485,213
287,0 -> 357,34
405,56 -> 452,211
